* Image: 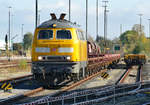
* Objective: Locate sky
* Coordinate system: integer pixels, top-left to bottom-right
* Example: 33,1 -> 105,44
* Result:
0,0 -> 150,43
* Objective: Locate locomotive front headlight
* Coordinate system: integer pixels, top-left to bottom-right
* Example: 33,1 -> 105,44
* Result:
38,56 -> 42,60
66,56 -> 71,60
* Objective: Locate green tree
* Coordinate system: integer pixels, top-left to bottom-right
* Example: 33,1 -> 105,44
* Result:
13,43 -> 22,51
132,24 -> 144,34
23,32 -> 33,50
120,30 -> 138,45
96,36 -> 113,53
119,24 -> 150,56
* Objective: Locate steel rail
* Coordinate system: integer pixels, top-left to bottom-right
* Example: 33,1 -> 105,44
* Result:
119,67 -> 132,83
115,68 -> 129,84
0,87 -> 44,104
74,87 -> 150,105
0,69 -> 107,105
0,74 -> 32,83
16,69 -> 108,105
19,82 -> 147,105
0,63 -> 31,69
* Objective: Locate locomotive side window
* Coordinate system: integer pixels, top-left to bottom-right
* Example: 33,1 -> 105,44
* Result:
56,30 -> 72,39
80,31 -> 85,40
38,30 -> 53,39
76,30 -> 80,40
76,30 -> 85,40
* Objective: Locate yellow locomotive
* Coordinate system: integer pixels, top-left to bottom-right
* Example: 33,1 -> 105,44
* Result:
32,13 -> 88,86
32,13 -> 120,86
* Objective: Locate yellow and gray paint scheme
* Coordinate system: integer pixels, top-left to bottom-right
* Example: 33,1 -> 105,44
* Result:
31,14 -> 88,85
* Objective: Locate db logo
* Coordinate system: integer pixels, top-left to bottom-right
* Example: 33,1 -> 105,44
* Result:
52,48 -> 56,51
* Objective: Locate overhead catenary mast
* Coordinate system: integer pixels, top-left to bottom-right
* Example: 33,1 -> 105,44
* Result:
69,0 -> 71,21
137,14 -> 143,35
86,0 -> 88,40
102,1 -> 109,48
148,19 -> 150,38
96,0 -> 99,40
35,0 -> 38,28
8,6 -> 12,61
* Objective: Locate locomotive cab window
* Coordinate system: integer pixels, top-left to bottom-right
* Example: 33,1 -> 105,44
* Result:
56,30 -> 72,39
38,30 -> 53,39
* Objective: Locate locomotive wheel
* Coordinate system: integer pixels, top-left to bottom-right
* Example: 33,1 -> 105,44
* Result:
72,73 -> 80,83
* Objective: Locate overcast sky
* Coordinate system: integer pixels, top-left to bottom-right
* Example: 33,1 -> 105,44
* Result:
0,0 -> 150,43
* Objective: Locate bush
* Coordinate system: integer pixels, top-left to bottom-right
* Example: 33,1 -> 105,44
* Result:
19,59 -> 27,69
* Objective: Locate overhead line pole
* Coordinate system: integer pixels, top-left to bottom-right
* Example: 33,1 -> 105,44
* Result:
137,14 -> 143,35
148,19 -> 150,38
96,0 -> 99,39
35,0 -> 38,28
69,0 -> 71,21
8,6 -> 12,61
86,0 -> 88,40
22,24 -> 24,55
120,24 -> 122,35
106,9 -> 109,43
102,1 -> 108,49
38,10 -> 41,25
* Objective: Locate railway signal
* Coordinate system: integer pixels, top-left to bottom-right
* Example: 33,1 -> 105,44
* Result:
114,45 -> 120,51
5,34 -> 8,51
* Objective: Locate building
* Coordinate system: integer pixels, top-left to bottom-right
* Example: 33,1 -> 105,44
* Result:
0,40 -> 6,51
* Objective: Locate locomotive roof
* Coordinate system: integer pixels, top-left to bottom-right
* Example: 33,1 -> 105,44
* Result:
37,19 -> 80,29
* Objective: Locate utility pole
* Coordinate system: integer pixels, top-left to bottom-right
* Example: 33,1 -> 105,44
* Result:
35,0 -> 38,28
38,10 -> 41,26
96,0 -> 99,40
102,1 -> 108,49
69,0 -> 71,21
11,14 -> 14,43
86,0 -> 88,40
148,19 -> 150,38
22,24 -> 24,55
120,24 -> 122,35
137,14 -> 143,35
8,6 -> 12,61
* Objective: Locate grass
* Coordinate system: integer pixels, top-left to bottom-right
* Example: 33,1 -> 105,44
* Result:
0,59 -> 31,80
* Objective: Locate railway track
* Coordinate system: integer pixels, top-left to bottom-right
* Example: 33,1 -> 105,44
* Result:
0,69 -> 108,105
116,65 -> 142,84
0,62 -> 31,69
0,63 -> 143,105
0,74 -> 35,102
17,65 -> 143,105
0,74 -> 33,83
18,82 -> 150,105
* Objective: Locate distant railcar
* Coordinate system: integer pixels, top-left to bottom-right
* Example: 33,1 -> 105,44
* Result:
124,54 -> 146,66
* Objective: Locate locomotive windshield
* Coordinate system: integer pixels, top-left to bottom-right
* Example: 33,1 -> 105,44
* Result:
38,30 -> 53,39
56,30 -> 72,39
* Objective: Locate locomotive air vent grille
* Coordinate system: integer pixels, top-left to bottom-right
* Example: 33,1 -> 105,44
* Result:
44,56 -> 67,61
